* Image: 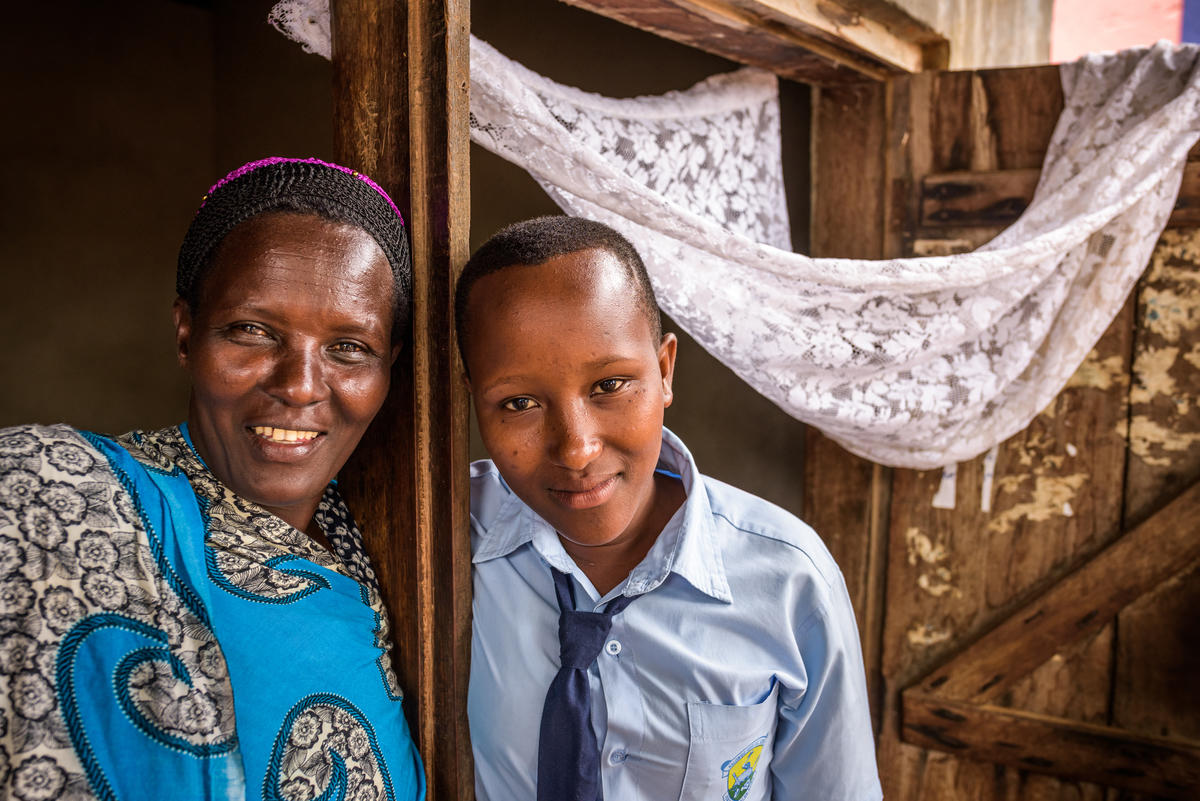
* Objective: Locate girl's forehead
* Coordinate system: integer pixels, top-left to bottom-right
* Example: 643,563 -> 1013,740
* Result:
466,254 -> 656,366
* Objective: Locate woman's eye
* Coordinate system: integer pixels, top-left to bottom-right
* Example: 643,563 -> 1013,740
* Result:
501,397 -> 538,412
230,323 -> 269,338
595,378 -> 627,394
330,341 -> 368,355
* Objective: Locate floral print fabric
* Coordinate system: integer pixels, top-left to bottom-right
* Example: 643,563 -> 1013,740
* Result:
0,424 -> 422,801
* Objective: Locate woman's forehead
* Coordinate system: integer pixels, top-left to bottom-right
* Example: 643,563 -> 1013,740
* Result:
202,214 -> 393,306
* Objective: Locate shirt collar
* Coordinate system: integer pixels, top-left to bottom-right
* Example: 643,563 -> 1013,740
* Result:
472,427 -> 732,604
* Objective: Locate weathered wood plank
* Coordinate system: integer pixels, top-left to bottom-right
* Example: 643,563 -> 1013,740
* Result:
1113,561 -> 1200,741
902,695 -> 1200,799
558,0 -> 948,84
808,77 -> 891,733
920,167 -> 1038,228
1114,229 -> 1200,754
880,301 -> 1133,692
918,163 -> 1200,230
333,0 -> 473,797
914,478 -> 1200,703
976,67 -> 1062,169
811,80 -> 886,259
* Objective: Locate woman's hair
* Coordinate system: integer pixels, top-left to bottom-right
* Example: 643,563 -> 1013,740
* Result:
455,215 -> 662,364
177,157 -> 412,336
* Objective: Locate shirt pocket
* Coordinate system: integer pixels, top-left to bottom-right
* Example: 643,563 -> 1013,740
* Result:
677,679 -> 780,801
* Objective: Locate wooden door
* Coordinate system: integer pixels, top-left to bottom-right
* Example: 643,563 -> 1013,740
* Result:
808,66 -> 1200,799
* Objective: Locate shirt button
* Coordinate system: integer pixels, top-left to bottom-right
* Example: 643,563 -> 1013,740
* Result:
604,639 -> 622,656
609,749 -> 627,765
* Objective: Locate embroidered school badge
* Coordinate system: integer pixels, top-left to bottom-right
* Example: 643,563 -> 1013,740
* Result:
721,735 -> 767,800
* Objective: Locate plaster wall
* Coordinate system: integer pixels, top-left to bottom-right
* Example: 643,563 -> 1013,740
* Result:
0,1 -> 333,436
894,0 -> 1053,68
0,2 -> 214,434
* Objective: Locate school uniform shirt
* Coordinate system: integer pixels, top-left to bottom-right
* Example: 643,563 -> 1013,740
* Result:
468,427 -> 882,801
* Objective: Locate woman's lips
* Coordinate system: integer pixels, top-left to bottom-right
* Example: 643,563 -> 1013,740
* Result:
548,474 -> 619,510
247,425 -> 325,461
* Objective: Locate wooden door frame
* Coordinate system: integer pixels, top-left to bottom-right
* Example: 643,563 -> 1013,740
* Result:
331,1 -> 474,798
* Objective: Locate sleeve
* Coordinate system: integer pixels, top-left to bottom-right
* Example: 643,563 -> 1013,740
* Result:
770,571 -> 883,801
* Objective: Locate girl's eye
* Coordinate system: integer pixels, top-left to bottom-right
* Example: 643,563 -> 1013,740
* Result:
595,378 -> 627,394
501,397 -> 538,412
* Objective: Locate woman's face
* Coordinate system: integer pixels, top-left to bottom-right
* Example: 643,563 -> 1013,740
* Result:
174,212 -> 399,532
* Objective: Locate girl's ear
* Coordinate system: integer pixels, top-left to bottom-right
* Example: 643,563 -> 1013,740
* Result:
658,332 -> 678,408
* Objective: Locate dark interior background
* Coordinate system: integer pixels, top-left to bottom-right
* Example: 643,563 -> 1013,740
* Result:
0,0 -> 811,517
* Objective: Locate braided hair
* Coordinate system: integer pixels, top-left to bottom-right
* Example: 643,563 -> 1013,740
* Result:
177,157 -> 411,336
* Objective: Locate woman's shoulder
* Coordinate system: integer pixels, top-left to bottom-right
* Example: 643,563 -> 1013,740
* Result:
0,423 -> 109,479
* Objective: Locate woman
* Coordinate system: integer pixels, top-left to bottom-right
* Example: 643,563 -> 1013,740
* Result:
0,157 -> 423,801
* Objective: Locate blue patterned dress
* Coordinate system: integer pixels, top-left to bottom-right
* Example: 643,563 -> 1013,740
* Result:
0,424 -> 424,801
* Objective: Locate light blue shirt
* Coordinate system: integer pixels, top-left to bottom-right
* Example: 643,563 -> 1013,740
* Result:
468,428 -> 882,801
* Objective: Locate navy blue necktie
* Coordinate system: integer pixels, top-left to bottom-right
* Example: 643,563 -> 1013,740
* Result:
537,568 -> 634,801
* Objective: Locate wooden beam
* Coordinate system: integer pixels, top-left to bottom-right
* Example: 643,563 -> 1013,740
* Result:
902,694 -> 1200,799
915,479 -> 1200,703
558,0 -> 947,85
332,1 -> 473,798
918,162 -> 1200,232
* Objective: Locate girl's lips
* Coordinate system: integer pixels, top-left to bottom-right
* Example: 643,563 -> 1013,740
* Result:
548,474 -> 619,510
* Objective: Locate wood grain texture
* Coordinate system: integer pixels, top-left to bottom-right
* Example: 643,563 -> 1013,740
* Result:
919,163 -> 1200,231
1115,228 -> 1200,753
811,80 -> 887,259
333,0 -> 473,797
913,478 -> 1200,703
557,0 -> 947,84
807,77 -> 892,733
902,695 -> 1200,798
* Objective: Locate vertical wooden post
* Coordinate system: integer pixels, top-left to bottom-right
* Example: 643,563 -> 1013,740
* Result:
332,1 -> 473,798
806,79 -> 893,736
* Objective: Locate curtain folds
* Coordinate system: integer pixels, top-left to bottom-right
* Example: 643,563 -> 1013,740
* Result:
270,1 -> 1200,469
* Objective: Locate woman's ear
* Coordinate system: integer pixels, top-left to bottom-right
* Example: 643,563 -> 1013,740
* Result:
658,332 -> 678,408
172,297 -> 192,367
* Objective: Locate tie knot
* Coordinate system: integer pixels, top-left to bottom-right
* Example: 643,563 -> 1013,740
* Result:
558,610 -> 614,669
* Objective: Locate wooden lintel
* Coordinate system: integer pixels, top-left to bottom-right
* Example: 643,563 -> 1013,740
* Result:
919,162 -> 1200,232
902,694 -> 1200,798
916,479 -> 1200,704
558,0 -> 947,85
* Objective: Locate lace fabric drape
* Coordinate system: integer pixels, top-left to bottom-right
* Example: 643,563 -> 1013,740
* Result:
269,0 -> 1200,469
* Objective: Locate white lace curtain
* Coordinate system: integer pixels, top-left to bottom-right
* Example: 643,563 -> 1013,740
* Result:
270,1 -> 1200,470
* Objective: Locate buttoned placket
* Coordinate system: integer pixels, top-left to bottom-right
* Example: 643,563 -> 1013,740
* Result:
587,592 -> 647,801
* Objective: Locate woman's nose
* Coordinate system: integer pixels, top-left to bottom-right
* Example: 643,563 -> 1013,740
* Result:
549,406 -> 602,470
264,344 -> 329,406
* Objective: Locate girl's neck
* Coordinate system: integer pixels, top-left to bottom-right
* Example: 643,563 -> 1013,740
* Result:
560,472 -> 686,597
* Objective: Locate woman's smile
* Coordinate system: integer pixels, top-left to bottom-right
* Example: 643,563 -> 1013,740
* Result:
249,425 -> 321,444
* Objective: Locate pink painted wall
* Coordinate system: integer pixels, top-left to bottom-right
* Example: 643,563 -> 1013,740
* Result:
1051,0 -> 1182,62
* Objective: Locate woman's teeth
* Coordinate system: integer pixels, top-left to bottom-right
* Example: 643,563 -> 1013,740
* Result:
251,426 -> 319,443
